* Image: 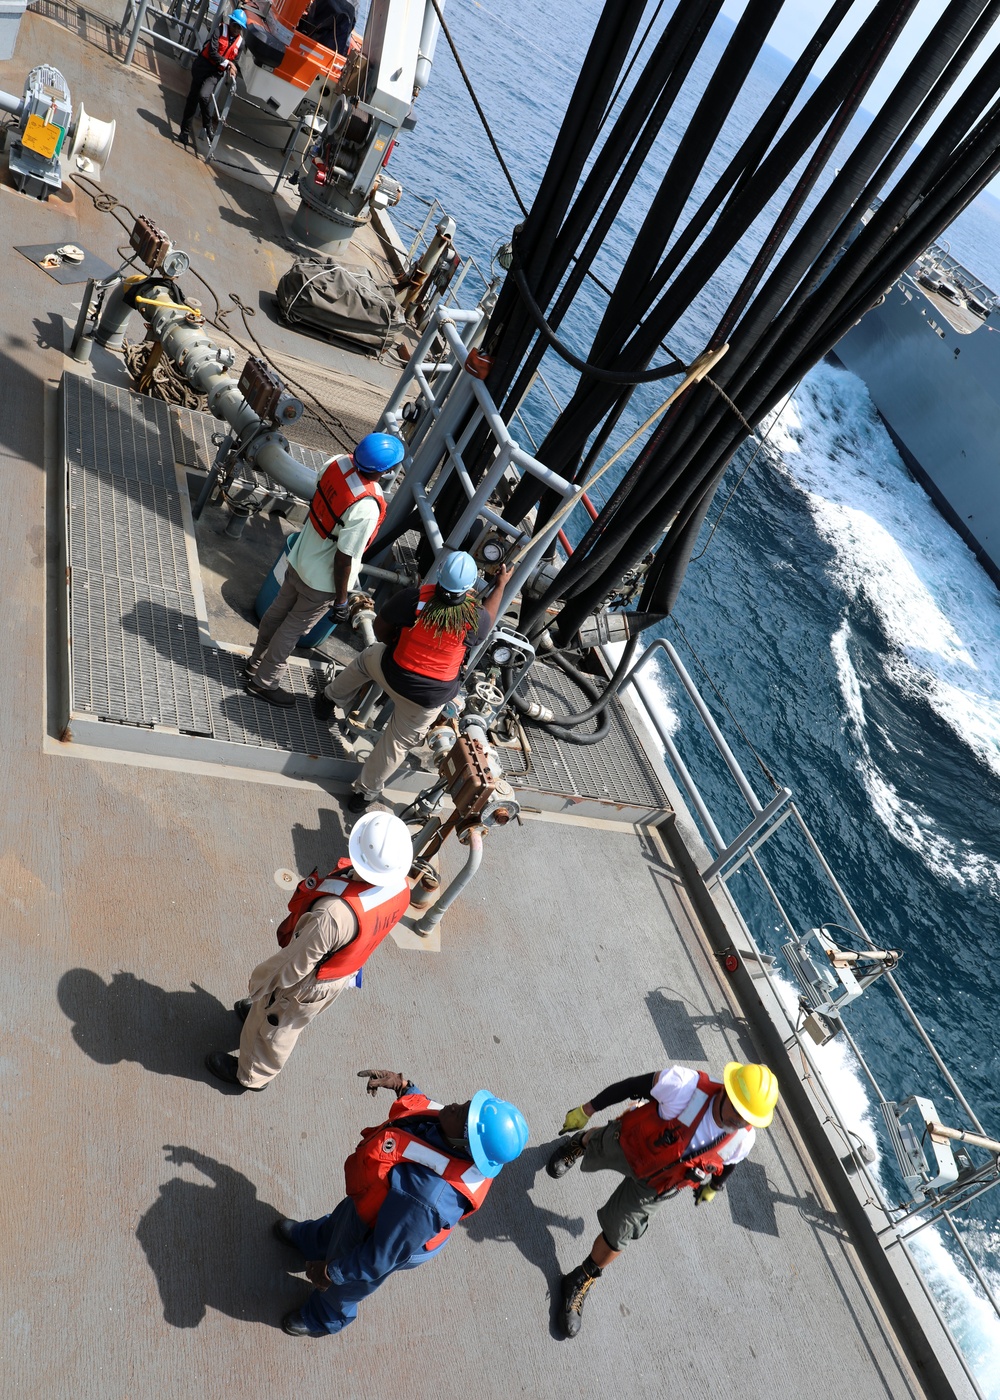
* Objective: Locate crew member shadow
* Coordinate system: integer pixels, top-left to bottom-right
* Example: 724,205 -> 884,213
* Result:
463,1142 -> 587,1341
136,1145 -> 303,1328
57,969 -> 238,1082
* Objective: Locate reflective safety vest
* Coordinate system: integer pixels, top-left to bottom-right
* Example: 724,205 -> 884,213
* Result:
391,583 -> 475,682
201,26 -> 244,63
617,1072 -> 746,1195
344,1092 -> 492,1249
308,454 -> 386,548
275,857 -> 410,982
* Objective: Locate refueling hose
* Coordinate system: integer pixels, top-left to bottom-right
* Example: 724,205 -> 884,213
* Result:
506,635 -> 641,743
420,0 -> 1000,645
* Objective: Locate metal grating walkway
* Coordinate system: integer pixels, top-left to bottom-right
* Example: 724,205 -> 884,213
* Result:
62,376 -> 667,809
204,651 -> 353,758
498,662 -> 666,808
70,572 -> 212,732
68,466 -> 189,592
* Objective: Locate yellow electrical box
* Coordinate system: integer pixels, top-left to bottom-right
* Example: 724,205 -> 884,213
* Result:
22,114 -> 63,160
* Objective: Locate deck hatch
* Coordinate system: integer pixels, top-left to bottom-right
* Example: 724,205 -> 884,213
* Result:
67,466 -> 188,592
69,571 -> 213,733
64,375 -> 177,490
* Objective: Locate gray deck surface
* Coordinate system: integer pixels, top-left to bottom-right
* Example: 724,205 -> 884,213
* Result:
0,11 -> 931,1399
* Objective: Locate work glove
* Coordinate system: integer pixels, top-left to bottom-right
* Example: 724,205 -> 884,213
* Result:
560,1105 -> 590,1135
694,1182 -> 718,1207
358,1068 -> 409,1097
305,1260 -> 331,1290
331,601 -> 352,624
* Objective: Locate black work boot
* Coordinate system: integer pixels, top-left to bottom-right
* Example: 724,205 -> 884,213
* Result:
547,1132 -> 586,1179
560,1257 -> 602,1338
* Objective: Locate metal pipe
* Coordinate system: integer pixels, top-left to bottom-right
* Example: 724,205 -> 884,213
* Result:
123,0 -> 152,66
192,431 -> 234,519
70,278 -> 97,362
142,303 -> 319,502
415,826 -> 484,936
0,87 -> 23,117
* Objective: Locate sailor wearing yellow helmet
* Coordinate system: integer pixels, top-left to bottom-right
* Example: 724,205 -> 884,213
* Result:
546,1061 -> 779,1338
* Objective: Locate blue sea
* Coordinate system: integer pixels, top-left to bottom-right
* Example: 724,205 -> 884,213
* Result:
390,1 -> 1000,1388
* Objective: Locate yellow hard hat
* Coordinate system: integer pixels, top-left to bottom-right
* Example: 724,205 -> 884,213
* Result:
723,1062 -> 779,1128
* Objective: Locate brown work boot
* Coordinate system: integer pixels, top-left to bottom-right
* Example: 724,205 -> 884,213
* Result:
546,1132 -> 586,1179
560,1258 -> 602,1338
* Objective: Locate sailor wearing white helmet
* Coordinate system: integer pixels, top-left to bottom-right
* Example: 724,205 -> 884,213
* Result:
205,813 -> 415,1093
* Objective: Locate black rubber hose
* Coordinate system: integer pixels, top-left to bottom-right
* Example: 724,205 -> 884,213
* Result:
508,258 -> 684,384
507,656 -> 613,745
505,0 -> 913,545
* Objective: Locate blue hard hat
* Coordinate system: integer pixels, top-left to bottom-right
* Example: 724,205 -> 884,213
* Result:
466,1090 -> 529,1178
229,7 -> 247,24
437,550 -> 478,595
354,432 -> 405,473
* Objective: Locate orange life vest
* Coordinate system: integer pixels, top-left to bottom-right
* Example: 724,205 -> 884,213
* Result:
390,583 -> 475,682
201,27 -> 244,63
308,454 -> 386,548
275,857 -> 410,982
344,1092 -> 492,1249
617,1072 -> 745,1195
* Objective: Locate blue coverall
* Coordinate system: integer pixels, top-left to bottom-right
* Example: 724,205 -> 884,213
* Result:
287,1098 -> 470,1335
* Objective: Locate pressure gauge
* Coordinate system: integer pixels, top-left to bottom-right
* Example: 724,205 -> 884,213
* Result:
491,643 -> 513,665
482,539 -> 505,564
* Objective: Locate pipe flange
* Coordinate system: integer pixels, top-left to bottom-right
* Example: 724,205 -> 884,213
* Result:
245,429 -> 290,463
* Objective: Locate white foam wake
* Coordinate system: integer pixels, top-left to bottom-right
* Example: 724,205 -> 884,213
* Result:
769,362 -> 1000,782
766,362 -> 1000,891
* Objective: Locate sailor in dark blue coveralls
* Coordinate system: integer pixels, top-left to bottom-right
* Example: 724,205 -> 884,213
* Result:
273,1069 -> 529,1337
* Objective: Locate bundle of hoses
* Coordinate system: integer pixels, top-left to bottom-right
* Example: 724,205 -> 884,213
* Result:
417,0 -> 1000,645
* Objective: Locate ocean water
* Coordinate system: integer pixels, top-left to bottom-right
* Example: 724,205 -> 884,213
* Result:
390,1 -> 1000,1387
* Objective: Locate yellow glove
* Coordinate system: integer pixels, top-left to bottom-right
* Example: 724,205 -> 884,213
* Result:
560,1105 -> 590,1135
694,1182 -> 718,1207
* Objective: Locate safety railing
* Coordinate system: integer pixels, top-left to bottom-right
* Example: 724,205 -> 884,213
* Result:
121,0 -> 208,65
376,303 -> 579,629
612,634 -> 1000,1398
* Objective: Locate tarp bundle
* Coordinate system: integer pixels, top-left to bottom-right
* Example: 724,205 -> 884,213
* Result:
276,258 -> 405,353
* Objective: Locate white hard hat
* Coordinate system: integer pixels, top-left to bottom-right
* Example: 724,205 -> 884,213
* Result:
348,812 -> 413,884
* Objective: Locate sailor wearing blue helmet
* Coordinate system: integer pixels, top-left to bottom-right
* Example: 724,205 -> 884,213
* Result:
245,432 -> 404,707
275,1069 -> 529,1337
316,548 -> 512,810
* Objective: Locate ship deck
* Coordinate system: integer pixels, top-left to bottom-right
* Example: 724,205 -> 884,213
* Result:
0,8 -> 974,1398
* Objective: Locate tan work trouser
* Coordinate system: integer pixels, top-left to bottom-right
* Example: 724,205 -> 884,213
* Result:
327,643 -> 441,797
237,985 -> 339,1088
250,564 -> 333,690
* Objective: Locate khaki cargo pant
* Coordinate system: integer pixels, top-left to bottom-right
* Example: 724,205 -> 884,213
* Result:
326,642 -> 441,797
237,984 -> 340,1089
249,564 -> 333,690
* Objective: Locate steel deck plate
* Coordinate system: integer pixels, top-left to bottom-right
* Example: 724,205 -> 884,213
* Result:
64,376 -> 177,489
67,465 -> 189,592
499,661 -> 666,807
69,571 -> 213,733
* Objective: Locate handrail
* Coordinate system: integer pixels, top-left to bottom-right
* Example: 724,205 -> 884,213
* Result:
611,629 -> 1000,1392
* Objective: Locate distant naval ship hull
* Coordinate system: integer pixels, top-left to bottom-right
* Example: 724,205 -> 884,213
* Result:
831,266 -> 1000,587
